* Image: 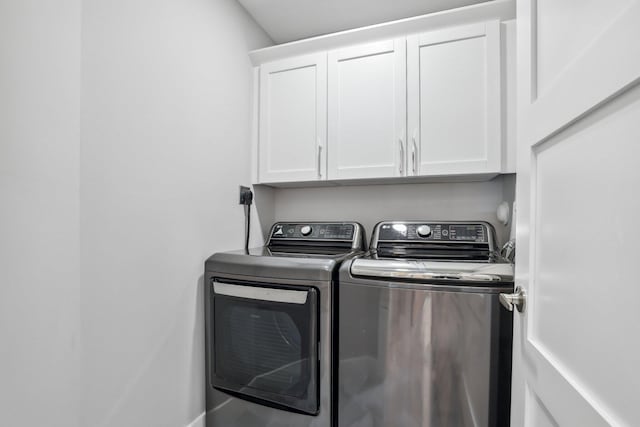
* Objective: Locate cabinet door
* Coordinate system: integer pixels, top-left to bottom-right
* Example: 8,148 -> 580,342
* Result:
408,21 -> 501,176
327,39 -> 406,179
259,53 -> 327,183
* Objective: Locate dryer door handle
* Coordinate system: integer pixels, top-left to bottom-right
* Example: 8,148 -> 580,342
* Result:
213,282 -> 309,304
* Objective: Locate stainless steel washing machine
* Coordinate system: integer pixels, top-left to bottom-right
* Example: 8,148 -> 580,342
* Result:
338,221 -> 514,427
204,222 -> 365,427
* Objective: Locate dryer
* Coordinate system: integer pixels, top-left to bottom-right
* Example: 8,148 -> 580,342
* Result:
204,222 -> 365,427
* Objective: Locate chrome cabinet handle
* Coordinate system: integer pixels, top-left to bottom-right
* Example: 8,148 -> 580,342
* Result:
499,286 -> 526,313
411,145 -> 416,175
317,143 -> 322,178
411,129 -> 418,174
398,138 -> 405,175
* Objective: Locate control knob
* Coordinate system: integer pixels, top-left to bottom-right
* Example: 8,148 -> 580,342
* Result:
416,225 -> 432,238
300,225 -> 313,236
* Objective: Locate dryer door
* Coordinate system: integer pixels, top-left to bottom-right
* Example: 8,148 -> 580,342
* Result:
210,280 -> 319,415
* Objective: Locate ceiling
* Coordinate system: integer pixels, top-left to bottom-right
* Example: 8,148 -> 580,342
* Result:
238,0 -> 493,44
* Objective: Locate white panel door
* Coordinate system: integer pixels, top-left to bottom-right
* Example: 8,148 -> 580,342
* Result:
512,0 -> 640,426
327,39 -> 406,179
259,53 -> 327,183
407,21 -> 501,176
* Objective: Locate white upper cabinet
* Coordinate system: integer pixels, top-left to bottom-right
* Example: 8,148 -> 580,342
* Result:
253,11 -> 511,185
258,53 -> 327,183
327,39 -> 406,179
407,21 -> 501,176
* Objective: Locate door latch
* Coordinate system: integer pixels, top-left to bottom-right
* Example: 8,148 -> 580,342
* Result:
499,286 -> 526,313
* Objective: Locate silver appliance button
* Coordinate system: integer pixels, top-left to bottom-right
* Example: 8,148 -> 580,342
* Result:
416,225 -> 432,238
300,225 -> 312,236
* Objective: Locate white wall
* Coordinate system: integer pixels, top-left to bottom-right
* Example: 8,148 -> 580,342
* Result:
0,1 -> 82,426
1,2 -> 513,426
270,175 -> 516,246
79,1 -> 271,426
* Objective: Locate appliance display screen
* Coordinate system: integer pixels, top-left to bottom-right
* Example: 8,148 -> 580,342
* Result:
449,225 -> 485,241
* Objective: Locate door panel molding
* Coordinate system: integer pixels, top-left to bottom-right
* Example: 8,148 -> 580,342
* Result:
520,0 -> 640,145
524,343 -> 618,427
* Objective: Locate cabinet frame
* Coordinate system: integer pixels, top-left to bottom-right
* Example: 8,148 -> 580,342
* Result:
327,39 -> 407,179
407,20 -> 502,176
258,52 -> 328,183
255,19 -> 506,185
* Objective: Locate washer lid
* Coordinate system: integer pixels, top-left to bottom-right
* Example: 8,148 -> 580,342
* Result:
350,258 -> 514,283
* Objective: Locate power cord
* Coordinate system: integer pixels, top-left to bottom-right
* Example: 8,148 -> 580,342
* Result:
239,186 -> 253,252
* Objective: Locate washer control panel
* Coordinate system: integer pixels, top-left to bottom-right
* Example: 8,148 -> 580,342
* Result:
270,223 -> 355,241
377,222 -> 489,243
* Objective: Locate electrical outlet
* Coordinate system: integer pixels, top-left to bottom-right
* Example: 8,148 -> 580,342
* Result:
239,186 -> 253,205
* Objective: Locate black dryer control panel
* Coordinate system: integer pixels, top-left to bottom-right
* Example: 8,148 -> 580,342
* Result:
270,223 -> 355,241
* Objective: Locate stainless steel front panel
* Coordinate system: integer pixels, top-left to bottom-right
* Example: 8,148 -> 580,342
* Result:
338,272 -> 513,427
